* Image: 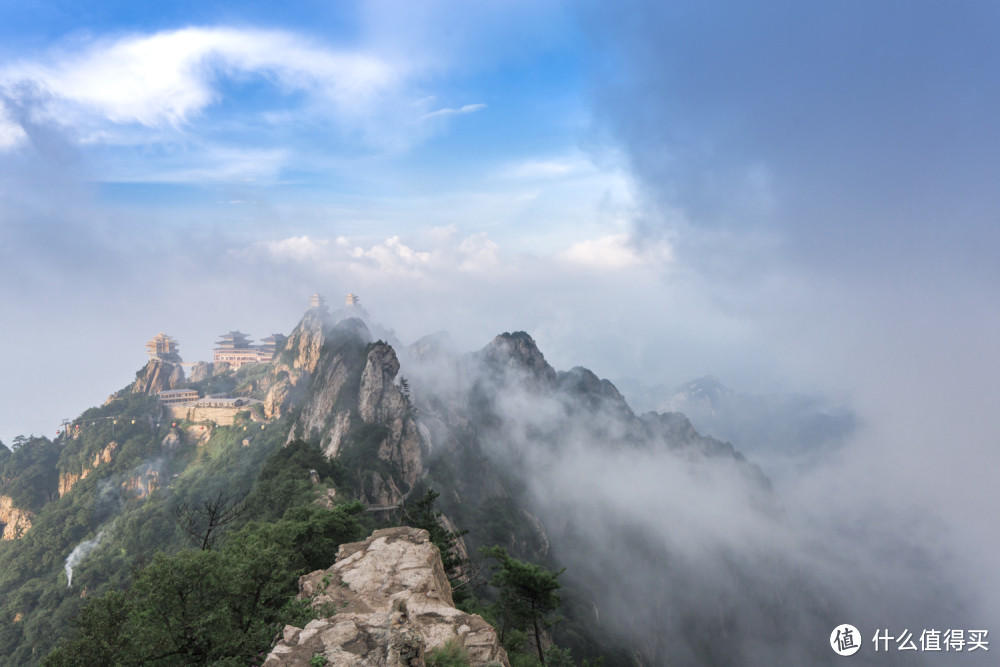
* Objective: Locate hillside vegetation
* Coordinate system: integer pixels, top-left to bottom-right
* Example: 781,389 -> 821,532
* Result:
0,306 -> 815,665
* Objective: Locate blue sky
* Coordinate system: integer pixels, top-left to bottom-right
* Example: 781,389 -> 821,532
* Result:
0,0 -> 996,419
1,1 -> 651,408
2,2 -> 1000,621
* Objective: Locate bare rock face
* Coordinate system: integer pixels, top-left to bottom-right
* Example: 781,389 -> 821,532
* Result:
131,359 -> 184,395
292,351 -> 352,447
58,441 -> 119,497
187,361 -> 213,383
57,472 -> 81,498
358,344 -> 423,499
0,496 -> 33,540
320,411 -> 351,459
123,463 -> 160,499
264,527 -> 509,667
359,342 -> 404,424
284,321 -> 423,507
281,311 -> 329,374
283,317 -> 374,447
264,377 -> 294,419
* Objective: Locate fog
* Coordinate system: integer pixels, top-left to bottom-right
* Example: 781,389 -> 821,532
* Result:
573,4 -> 1000,657
397,335 -> 992,664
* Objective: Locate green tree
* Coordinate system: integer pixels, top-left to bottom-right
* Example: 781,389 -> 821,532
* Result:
228,502 -> 365,574
480,546 -> 564,665
44,503 -> 365,666
0,436 -> 61,511
45,546 -> 293,665
399,489 -> 468,582
246,439 -> 346,521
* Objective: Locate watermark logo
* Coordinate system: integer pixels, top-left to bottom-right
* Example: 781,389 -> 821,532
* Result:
831,624 -> 862,656
872,628 -> 989,653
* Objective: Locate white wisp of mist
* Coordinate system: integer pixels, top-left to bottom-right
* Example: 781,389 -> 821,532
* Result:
65,530 -> 106,588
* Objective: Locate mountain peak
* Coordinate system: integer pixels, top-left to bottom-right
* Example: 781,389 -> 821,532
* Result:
671,375 -> 734,412
329,316 -> 373,344
479,332 -> 556,389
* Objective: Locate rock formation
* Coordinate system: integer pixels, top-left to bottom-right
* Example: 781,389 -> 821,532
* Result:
0,496 -> 34,540
123,463 -> 160,499
265,527 -> 509,667
283,318 -> 424,507
360,343 -> 423,494
478,332 -> 557,391
131,358 -> 184,395
187,361 -> 213,383
281,310 -> 331,375
407,331 -> 455,363
264,377 -> 294,419
57,441 -> 118,497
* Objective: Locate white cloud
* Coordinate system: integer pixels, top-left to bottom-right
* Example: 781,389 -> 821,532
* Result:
425,224 -> 458,243
500,155 -> 587,180
241,227 -> 673,289
457,232 -> 500,272
239,234 -> 439,281
354,236 -> 433,277
237,230 -> 511,290
0,102 -> 27,151
558,234 -> 673,271
421,103 -> 487,119
100,145 -> 290,184
1,27 -> 399,129
250,235 -> 333,264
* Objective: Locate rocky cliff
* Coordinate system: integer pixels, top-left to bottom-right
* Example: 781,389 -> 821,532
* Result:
0,496 -> 33,540
477,331 -> 557,391
122,462 -> 160,499
283,318 -> 425,507
131,358 -> 184,395
187,361 -> 213,383
264,310 -> 345,420
58,441 -> 118,497
265,527 -> 509,667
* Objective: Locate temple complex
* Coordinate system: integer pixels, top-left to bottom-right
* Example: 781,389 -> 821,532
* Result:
257,334 -> 288,362
213,331 -> 261,369
310,293 -> 327,310
145,333 -> 181,361
157,389 -> 199,405
212,330 -> 287,368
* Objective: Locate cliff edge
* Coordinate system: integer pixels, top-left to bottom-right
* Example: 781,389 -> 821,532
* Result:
265,526 -> 509,666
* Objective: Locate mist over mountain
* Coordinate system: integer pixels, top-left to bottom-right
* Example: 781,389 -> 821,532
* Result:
615,375 -> 858,477
1,301 -> 989,665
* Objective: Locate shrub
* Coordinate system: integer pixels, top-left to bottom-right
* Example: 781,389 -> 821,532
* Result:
426,639 -> 471,667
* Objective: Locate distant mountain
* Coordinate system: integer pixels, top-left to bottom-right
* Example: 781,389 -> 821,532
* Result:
615,375 -> 858,467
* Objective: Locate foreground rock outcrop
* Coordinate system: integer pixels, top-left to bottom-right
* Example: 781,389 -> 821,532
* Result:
265,527 -> 509,667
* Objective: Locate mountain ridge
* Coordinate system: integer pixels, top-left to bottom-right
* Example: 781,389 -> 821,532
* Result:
0,305 -> 801,666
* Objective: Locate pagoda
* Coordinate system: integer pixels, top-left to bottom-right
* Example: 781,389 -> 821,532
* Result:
257,334 -> 288,362
145,333 -> 181,362
310,293 -> 327,310
216,331 -> 252,350
345,293 -> 360,306
213,331 -> 260,369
